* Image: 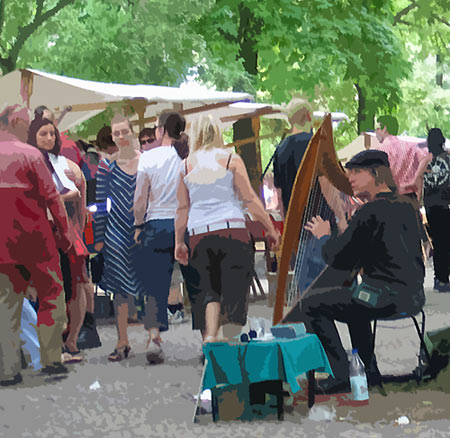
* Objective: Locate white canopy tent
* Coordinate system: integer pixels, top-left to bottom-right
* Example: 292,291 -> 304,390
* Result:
0,69 -> 257,132
0,69 -> 352,134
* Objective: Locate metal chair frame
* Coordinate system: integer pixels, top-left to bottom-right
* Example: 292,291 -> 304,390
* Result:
372,310 -> 432,383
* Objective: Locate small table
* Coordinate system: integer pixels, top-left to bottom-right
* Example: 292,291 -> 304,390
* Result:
202,334 -> 333,421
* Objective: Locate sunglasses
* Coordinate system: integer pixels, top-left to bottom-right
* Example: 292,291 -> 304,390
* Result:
140,139 -> 155,145
112,129 -> 131,137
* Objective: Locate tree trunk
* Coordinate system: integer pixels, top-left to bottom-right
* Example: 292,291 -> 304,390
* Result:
233,118 -> 262,195
233,3 -> 263,196
436,54 -> 443,88
0,56 -> 16,75
354,83 -> 374,134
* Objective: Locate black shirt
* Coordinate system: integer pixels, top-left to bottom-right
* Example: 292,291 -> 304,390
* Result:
322,192 -> 425,311
273,131 -> 313,214
423,152 -> 450,208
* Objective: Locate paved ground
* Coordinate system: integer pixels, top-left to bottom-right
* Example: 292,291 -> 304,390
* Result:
1,257 -> 450,437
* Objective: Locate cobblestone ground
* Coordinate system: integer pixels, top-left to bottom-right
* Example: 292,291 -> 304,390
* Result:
1,259 -> 450,437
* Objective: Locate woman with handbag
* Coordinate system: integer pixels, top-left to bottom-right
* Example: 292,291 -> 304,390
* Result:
28,116 -> 90,362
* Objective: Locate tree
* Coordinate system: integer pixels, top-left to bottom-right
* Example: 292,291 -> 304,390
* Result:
17,0 -> 212,86
0,0 -> 79,75
9,0 -> 215,137
392,0 -> 450,135
193,0 -> 411,134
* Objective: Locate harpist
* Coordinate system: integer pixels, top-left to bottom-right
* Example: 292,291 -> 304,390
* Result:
286,149 -> 425,394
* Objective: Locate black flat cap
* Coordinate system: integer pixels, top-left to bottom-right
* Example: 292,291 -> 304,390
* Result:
345,150 -> 390,169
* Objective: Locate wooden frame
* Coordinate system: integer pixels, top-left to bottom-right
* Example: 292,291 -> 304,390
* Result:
129,100 -> 245,127
220,106 -> 281,124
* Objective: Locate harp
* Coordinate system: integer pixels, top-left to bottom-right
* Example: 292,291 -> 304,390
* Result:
272,114 -> 355,325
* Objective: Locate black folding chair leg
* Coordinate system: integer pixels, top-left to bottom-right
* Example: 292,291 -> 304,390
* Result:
411,315 -> 432,369
420,310 -> 426,339
372,320 -> 377,352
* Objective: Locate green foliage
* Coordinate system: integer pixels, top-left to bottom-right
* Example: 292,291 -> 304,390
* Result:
392,0 -> 450,136
2,0 -> 449,146
17,0 -> 211,86
397,54 -> 450,137
0,0 -> 80,74
193,0 -> 410,137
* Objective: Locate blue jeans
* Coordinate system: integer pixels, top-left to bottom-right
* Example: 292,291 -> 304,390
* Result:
135,220 -> 175,332
20,299 -> 42,370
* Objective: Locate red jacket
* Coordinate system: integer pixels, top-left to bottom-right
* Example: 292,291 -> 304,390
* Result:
0,131 -> 71,265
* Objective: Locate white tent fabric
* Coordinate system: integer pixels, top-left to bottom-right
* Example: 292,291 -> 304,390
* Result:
0,69 -> 352,135
0,69 -> 254,132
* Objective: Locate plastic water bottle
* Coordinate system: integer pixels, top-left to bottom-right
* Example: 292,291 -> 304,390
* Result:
349,349 -> 369,401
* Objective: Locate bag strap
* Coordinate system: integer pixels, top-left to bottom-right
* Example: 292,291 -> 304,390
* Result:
43,151 -> 69,195
226,153 -> 232,170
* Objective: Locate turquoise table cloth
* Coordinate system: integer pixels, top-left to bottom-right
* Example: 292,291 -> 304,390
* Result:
203,333 -> 333,394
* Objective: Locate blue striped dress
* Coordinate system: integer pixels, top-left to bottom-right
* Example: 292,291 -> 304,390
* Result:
95,159 -> 140,297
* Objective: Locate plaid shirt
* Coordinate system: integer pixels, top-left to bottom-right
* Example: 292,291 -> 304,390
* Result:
373,135 -> 428,199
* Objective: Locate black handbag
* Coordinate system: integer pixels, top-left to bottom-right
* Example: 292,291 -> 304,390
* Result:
90,253 -> 104,284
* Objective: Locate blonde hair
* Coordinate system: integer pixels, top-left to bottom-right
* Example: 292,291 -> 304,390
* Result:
285,98 -> 313,130
189,114 -> 224,152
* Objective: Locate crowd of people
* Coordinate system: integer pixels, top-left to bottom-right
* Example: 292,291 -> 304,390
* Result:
1,97 -> 449,397
0,103 -> 280,386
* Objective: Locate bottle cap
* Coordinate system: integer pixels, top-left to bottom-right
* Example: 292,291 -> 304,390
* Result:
240,333 -> 249,343
352,348 -> 358,354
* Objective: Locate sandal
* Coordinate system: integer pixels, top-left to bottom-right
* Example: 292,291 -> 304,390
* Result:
63,345 -> 81,355
61,352 -> 83,364
108,346 -> 131,362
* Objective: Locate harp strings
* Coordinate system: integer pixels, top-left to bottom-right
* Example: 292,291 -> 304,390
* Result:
287,176 -> 340,307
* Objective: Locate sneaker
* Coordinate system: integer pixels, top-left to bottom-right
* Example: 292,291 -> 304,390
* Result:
169,310 -> 185,324
434,279 -> 450,292
0,373 -> 22,387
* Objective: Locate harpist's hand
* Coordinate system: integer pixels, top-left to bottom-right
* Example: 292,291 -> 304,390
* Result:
305,216 -> 331,239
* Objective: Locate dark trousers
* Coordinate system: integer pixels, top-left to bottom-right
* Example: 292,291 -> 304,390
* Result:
426,206 -> 450,283
285,283 -> 396,380
135,220 -> 175,332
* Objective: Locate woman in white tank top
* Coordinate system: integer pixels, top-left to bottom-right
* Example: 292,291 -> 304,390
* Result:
175,115 -> 280,343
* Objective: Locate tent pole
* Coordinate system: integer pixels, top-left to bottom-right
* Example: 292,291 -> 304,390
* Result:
225,129 -> 288,149
20,70 -> 34,108
130,100 -> 244,127
364,132 -> 372,149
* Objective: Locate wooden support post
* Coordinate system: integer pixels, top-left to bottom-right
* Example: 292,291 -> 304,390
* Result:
364,132 -> 372,149
20,70 -> 34,108
130,99 -> 149,132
